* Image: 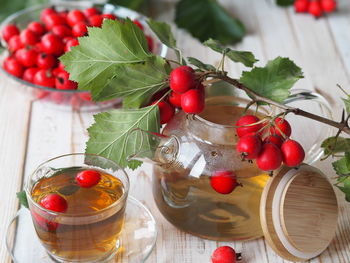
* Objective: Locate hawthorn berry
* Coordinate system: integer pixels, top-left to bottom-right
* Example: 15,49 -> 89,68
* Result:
40,8 -> 56,23
211,246 -> 238,263
43,13 -> 66,30
64,38 -> 79,52
52,25 -> 72,38
101,14 -> 117,20
271,117 -> 291,137
3,57 -> 24,78
37,53 -> 57,69
281,139 -> 305,167
181,88 -> 205,114
237,134 -> 262,159
169,66 -> 196,94
20,29 -> 39,46
152,101 -> 175,124
235,115 -> 262,138
8,35 -> 23,52
55,70 -> 78,90
15,48 -> 38,67
294,0 -> 310,13
264,134 -> 284,148
41,33 -> 64,55
23,67 -> 39,82
33,69 -> 55,87
169,91 -> 182,108
32,211 -> 59,231
67,10 -> 86,27
72,23 -> 88,37
76,170 -> 101,188
89,15 -> 104,27
210,171 -> 240,195
256,143 -> 283,171
39,193 -> 68,212
1,24 -> 20,42
84,7 -> 100,17
27,21 -> 46,36
308,0 -> 323,17
321,0 -> 336,13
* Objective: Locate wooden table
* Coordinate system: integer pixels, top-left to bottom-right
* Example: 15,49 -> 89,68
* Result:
1,0 -> 350,262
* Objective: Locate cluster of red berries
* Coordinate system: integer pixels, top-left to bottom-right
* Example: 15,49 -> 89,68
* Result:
33,170 -> 101,231
211,246 -> 240,263
151,65 -> 205,125
236,115 -> 305,172
294,0 -> 336,17
1,7 -> 153,93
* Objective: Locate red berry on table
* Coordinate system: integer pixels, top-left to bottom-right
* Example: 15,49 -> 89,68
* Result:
55,70 -> 78,90
181,88 -> 205,114
23,67 -> 39,83
294,0 -> 310,13
281,139 -> 305,167
43,13 -> 66,30
264,134 -> 284,148
321,0 -> 336,13
33,69 -> 55,87
256,143 -> 283,171
67,10 -> 86,27
210,171 -> 239,195
133,19 -> 144,30
89,15 -> 104,27
101,13 -> 117,20
37,53 -> 57,69
170,66 -> 196,93
308,0 -> 323,17
84,7 -> 100,17
72,23 -> 88,37
8,35 -> 23,52
40,7 -> 56,23
52,25 -> 72,38
20,29 -> 39,46
15,48 -> 38,67
3,57 -> 24,78
41,33 -> 64,56
1,24 -> 20,42
40,193 -> 68,213
27,21 -> 46,36
211,246 -> 237,263
271,117 -> 291,137
235,115 -> 262,138
152,100 -> 175,124
76,170 -> 101,188
146,35 -> 154,52
169,91 -> 182,108
237,134 -> 262,159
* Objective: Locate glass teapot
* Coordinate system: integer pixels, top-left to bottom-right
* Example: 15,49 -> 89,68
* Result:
129,90 -> 332,241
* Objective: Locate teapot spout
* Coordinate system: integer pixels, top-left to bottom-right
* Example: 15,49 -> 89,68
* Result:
126,128 -> 179,166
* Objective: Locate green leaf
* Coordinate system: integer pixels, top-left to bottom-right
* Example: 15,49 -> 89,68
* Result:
16,191 -> 28,209
204,39 -> 258,67
94,56 -> 171,108
240,57 -> 303,103
147,19 -> 176,48
86,106 -> 160,169
60,19 -> 151,96
332,152 -> 350,177
276,0 -> 294,7
175,0 -> 245,45
321,137 -> 350,155
187,57 -> 216,71
108,0 -> 145,10
342,98 -> 350,114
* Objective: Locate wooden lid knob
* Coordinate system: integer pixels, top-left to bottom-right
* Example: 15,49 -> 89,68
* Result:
260,165 -> 338,262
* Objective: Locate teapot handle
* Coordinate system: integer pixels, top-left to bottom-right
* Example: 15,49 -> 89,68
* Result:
282,89 -> 333,164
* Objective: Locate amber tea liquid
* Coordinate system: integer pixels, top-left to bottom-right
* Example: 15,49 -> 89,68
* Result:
30,167 -> 125,262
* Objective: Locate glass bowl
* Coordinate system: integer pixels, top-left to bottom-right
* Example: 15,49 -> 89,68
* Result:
0,1 -> 167,112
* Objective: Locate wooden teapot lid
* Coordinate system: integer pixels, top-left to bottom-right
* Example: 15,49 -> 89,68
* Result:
260,165 -> 339,262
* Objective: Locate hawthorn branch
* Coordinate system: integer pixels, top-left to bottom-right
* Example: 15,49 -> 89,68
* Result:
205,72 -> 350,135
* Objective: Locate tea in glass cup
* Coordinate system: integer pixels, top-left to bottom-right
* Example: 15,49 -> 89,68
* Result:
25,154 -> 129,263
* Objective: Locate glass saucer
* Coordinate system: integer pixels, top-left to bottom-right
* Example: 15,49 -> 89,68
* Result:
6,196 -> 157,263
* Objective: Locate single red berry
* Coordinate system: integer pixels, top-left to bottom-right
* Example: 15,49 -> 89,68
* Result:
264,135 -> 284,148
23,67 -> 39,82
32,211 -> 59,231
133,19 -> 144,30
281,139 -> 305,167
169,91 -> 182,108
52,25 -> 72,38
101,13 -> 117,20
211,246 -> 237,263
43,13 -> 66,30
8,35 -> 23,52
1,24 -> 20,42
40,7 -> 56,23
72,23 -> 88,37
210,171 -> 239,195
170,66 -> 196,93
76,170 -> 101,188
235,115 -> 262,138
321,0 -> 336,13
271,117 -> 292,137
146,35 -> 154,52
37,53 -> 57,69
40,193 -> 68,212
308,0 -> 323,17
152,100 -> 175,124
55,70 -> 78,90
20,29 -> 39,46
89,15 -> 104,27
27,21 -> 46,36
3,57 -> 24,78
294,0 -> 310,13
67,10 -> 86,27
181,89 -> 205,114
41,33 -> 64,56
237,134 -> 262,159
15,48 -> 38,67
256,143 -> 283,171
84,7 -> 100,17
52,67 -> 63,76
33,69 -> 55,87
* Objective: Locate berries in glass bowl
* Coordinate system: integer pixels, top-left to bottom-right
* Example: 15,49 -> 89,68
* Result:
0,2 -> 167,111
